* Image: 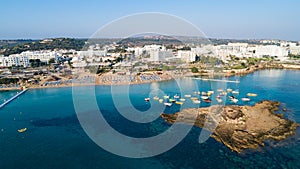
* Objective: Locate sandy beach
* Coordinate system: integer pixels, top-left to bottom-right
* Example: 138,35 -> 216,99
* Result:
1,63 -> 300,91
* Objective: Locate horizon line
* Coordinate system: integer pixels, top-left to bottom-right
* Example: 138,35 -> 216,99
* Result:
0,36 -> 299,42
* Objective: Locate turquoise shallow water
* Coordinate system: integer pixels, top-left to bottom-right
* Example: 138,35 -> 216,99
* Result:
0,69 -> 300,169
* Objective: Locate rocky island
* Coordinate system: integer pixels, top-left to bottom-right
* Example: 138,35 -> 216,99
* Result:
161,100 -> 298,153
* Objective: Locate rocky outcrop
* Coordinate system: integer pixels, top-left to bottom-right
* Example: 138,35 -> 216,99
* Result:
160,101 -> 298,153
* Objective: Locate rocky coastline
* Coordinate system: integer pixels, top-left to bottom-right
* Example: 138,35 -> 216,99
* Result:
160,100 -> 298,153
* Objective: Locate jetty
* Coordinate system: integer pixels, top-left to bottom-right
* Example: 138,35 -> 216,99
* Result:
0,89 -> 28,109
193,78 -> 240,83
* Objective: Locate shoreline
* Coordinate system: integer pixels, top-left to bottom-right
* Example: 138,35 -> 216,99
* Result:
1,64 -> 300,91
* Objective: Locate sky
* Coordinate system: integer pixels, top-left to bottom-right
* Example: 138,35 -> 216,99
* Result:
0,0 -> 299,40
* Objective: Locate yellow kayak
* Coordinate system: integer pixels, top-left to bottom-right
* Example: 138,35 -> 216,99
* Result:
18,128 -> 27,133
175,101 -> 184,105
247,93 -> 258,97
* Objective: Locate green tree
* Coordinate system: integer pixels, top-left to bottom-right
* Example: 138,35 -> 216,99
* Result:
49,58 -> 55,64
191,67 -> 199,73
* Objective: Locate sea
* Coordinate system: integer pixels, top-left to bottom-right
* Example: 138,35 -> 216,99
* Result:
1,69 -> 300,169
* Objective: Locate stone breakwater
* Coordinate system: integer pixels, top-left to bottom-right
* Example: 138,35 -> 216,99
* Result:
161,101 -> 298,153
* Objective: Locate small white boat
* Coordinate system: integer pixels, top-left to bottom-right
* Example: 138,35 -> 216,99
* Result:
193,100 -> 201,104
201,96 -> 209,100
179,98 -> 186,102
174,94 -> 180,99
216,98 -> 223,103
144,98 -> 150,102
193,91 -> 200,95
169,99 -> 176,103
164,95 -> 170,99
229,96 -> 235,100
232,90 -> 239,94
208,91 -> 214,94
153,96 -> 159,100
184,94 -> 191,98
217,89 -> 224,92
164,102 -> 172,106
231,98 -> 239,103
242,97 -> 251,102
227,88 -> 233,92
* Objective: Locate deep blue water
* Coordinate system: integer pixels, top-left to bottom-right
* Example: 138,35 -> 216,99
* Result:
1,69 -> 300,169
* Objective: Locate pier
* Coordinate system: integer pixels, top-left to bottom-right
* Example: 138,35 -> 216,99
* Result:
193,78 -> 240,83
0,89 -> 28,109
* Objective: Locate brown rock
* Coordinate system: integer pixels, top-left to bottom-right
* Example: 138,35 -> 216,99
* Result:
160,100 -> 298,153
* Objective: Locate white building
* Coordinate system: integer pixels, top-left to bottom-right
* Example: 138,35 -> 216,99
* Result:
149,50 -> 173,62
289,46 -> 300,55
127,47 -> 144,56
191,45 -> 215,56
77,50 -> 107,58
0,54 -> 30,67
254,45 -> 288,60
280,42 -> 297,47
177,50 -> 196,62
143,44 -> 164,51
215,43 -> 252,60
22,51 -> 59,64
146,45 -> 170,62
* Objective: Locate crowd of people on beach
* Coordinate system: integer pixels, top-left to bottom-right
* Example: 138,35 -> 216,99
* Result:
139,75 -> 162,82
43,79 -> 73,86
98,75 -> 135,84
0,84 -> 20,89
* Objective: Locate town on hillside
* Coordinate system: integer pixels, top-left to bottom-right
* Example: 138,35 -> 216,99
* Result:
1,37 -> 300,90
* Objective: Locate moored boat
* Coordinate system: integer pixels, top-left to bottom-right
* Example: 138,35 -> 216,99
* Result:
184,94 -> 191,98
201,96 -> 209,100
169,99 -> 176,103
216,98 -> 223,103
174,94 -> 180,99
193,100 -> 201,104
232,90 -> 239,94
231,98 -> 239,103
18,128 -> 27,133
175,101 -> 184,105
164,102 -> 172,106
227,88 -> 233,92
191,97 -> 198,100
247,93 -> 258,97
228,96 -> 236,100
153,96 -> 159,100
208,90 -> 214,94
203,98 -> 212,103
242,97 -> 251,102
144,98 -> 150,102
164,95 -> 170,99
